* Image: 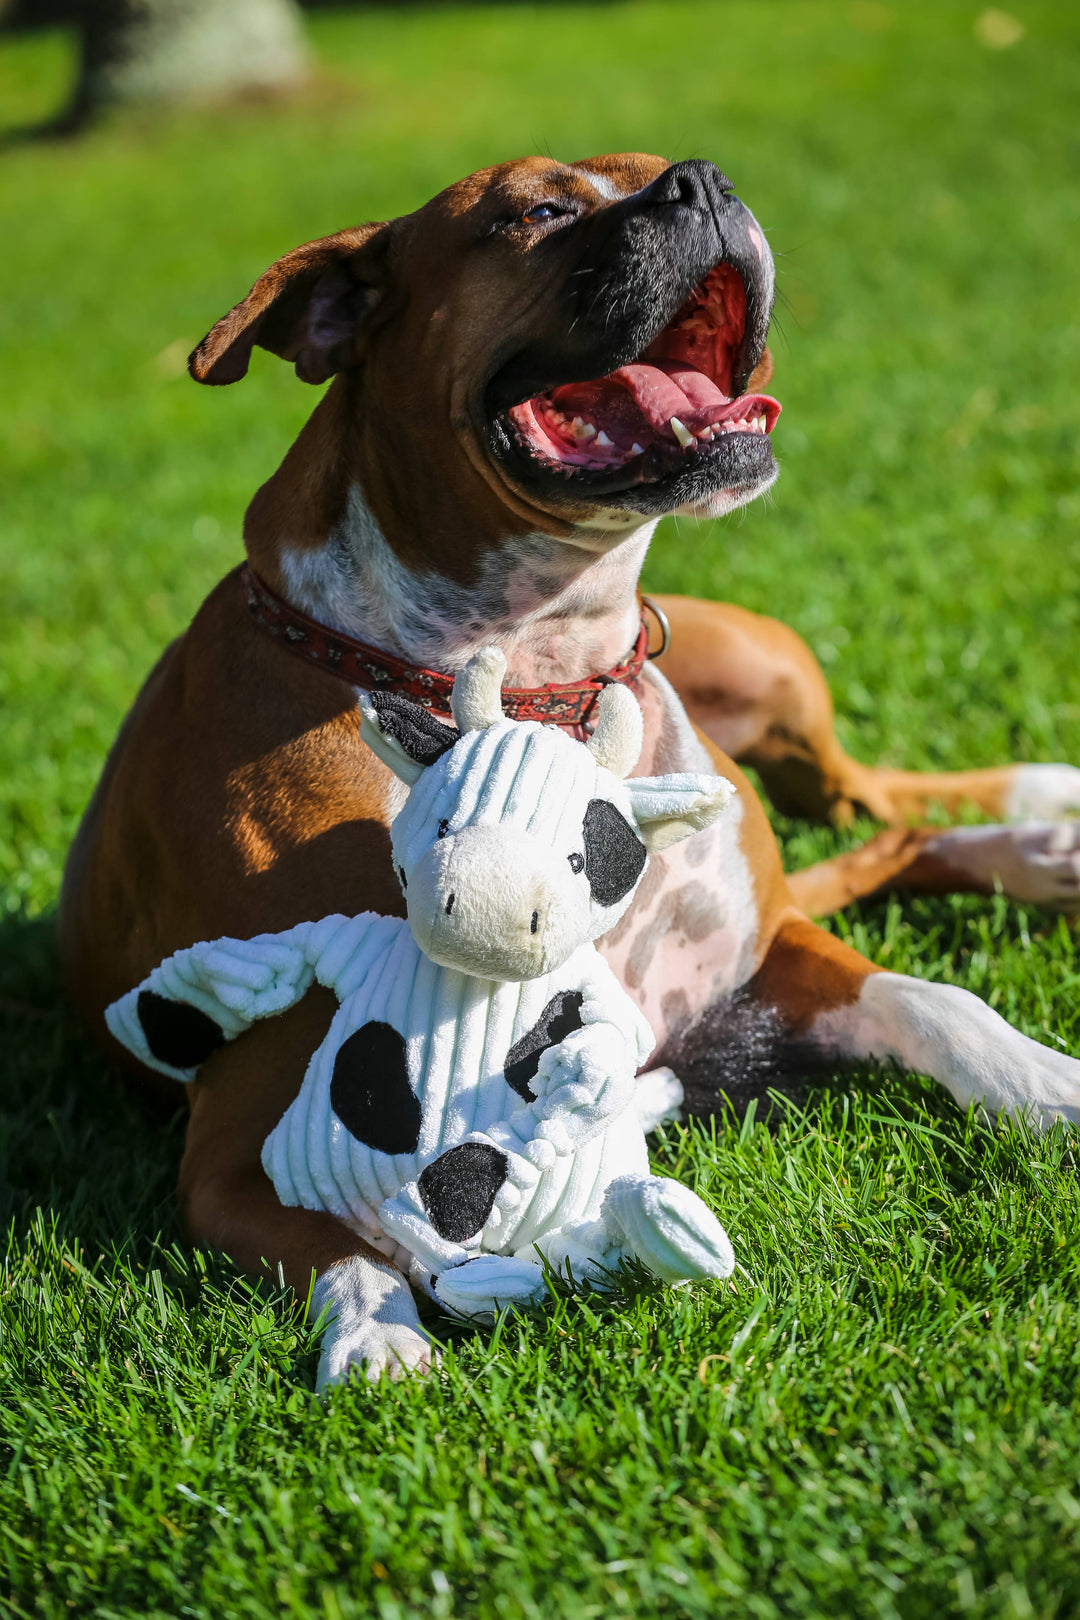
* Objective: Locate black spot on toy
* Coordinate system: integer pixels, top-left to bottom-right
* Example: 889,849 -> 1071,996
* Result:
370,691 -> 460,767
582,798 -> 647,906
503,990 -> 585,1100
136,990 -> 225,1070
418,1142 -> 508,1243
330,1021 -> 422,1155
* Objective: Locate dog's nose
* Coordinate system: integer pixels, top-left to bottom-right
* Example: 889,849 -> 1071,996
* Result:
639,160 -> 735,213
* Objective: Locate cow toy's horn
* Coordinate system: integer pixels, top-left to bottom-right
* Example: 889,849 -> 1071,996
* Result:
587,684 -> 643,778
451,646 -> 507,733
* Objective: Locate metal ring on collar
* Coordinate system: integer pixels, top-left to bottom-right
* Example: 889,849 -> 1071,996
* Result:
641,595 -> 671,661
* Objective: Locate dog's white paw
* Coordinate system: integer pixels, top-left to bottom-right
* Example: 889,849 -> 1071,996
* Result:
633,1066 -> 685,1132
1009,1040 -> 1080,1130
961,1023 -> 1080,1130
317,1321 -> 436,1390
311,1253 -> 435,1392
1006,764 -> 1080,822
927,821 -> 1080,910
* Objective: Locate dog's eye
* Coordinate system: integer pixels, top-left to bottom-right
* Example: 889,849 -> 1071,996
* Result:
438,819 -> 450,838
521,203 -> 561,225
568,852 -> 584,874
398,866 -> 407,889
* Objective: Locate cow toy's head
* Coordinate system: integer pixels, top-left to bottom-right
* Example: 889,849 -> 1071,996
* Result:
359,650 -> 732,982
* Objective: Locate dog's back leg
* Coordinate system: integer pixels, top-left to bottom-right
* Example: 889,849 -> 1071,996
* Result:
178,985 -> 433,1389
687,909 -> 1080,1127
654,594 -> 1080,827
785,820 -> 1080,916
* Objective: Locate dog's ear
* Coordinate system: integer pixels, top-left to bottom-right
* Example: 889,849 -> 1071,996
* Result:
189,223 -> 391,386
745,346 -> 773,392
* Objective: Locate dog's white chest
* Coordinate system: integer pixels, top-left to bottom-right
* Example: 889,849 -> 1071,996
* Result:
600,664 -> 760,1049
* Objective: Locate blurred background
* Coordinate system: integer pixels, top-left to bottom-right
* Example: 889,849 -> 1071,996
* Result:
2,0 -> 1078,922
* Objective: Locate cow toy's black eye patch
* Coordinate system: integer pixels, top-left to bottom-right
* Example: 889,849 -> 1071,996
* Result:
582,798 -> 647,906
370,691 -> 460,767
418,1142 -> 508,1243
330,1021 -> 422,1155
137,990 -> 225,1070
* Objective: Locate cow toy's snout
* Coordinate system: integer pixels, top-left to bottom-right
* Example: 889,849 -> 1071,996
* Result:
406,824 -> 586,983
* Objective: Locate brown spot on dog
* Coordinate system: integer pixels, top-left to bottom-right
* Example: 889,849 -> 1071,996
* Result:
624,903 -> 671,988
684,824 -> 714,868
602,852 -> 668,948
624,880 -> 724,988
675,879 -> 725,942
661,988 -> 691,1035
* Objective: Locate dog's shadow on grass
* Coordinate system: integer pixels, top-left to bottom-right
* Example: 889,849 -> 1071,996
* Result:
0,907 -> 187,1256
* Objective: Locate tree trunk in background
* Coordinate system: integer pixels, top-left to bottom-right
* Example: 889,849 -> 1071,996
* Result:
64,0 -> 308,127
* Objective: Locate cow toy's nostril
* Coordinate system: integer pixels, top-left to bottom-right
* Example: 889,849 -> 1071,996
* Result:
530,910 -> 539,935
445,894 -> 455,916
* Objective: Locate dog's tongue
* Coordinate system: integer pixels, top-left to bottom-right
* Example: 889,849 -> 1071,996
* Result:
551,359 -> 762,437
611,360 -> 731,428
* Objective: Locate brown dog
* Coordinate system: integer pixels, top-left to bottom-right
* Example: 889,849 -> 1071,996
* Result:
61,154 -> 1080,1382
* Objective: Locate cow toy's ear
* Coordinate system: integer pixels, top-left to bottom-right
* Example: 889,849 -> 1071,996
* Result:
626,774 -> 735,854
358,692 -> 460,784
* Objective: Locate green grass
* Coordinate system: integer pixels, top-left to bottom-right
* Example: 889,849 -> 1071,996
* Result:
2,3 -> 1080,1615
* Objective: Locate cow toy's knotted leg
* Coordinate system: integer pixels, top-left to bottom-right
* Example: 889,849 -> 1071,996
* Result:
433,1254 -> 548,1321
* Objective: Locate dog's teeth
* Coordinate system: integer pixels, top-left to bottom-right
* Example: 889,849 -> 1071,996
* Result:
572,417 -> 596,441
697,428 -> 713,441
670,416 -> 694,448
631,442 -> 645,456
595,430 -> 613,448
758,415 -> 766,432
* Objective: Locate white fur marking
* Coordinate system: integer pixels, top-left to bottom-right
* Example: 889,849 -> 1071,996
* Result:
575,169 -> 625,202
813,972 -> 1080,1128
280,487 -> 654,683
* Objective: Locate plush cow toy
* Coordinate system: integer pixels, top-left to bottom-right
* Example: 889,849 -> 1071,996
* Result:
107,649 -> 737,1340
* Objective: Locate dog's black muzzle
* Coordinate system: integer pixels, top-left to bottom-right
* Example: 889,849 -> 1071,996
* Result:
486,160 -> 775,417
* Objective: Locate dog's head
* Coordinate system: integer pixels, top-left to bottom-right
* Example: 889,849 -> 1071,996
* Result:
191,154 -> 779,552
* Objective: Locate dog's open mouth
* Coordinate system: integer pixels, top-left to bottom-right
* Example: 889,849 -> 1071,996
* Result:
504,264 -> 780,483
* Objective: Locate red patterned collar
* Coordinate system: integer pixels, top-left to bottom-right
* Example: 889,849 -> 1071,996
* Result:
240,564 -> 666,727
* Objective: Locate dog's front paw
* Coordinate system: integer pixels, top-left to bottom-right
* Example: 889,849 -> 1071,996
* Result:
317,1320 -> 437,1390
311,1252 -> 435,1392
633,1066 -> 685,1132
